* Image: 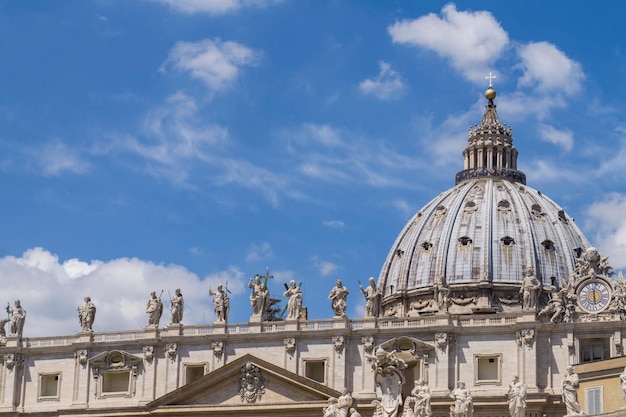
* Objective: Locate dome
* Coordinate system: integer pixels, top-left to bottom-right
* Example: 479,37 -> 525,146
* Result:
377,87 -> 590,315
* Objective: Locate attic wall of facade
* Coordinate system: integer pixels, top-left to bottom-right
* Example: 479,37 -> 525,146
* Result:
0,314 -> 623,416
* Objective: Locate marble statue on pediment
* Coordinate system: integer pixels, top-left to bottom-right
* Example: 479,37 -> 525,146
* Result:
561,366 -> 586,416
328,279 -> 349,317
507,375 -> 526,417
324,388 -> 353,417
520,267 -> 541,310
209,284 -> 230,323
449,381 -> 473,417
283,280 -> 303,320
360,277 -> 381,318
249,275 -> 270,317
79,297 -> 96,332
403,378 -> 431,417
146,291 -> 163,327
7,300 -> 26,337
169,289 -> 183,325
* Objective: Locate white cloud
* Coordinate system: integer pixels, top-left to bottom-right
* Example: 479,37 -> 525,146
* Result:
286,123 -> 418,189
391,199 -> 412,216
323,220 -> 346,230
204,266 -> 246,295
162,38 -> 260,93
388,4 -> 509,82
585,193 -> 626,269
523,158 -> 586,185
214,157 -> 288,207
0,248 -> 251,336
189,247 -> 203,256
496,91 -> 568,122
30,140 -> 90,176
538,124 -> 574,152
300,123 -> 343,147
106,92 -> 229,184
359,61 -> 406,101
517,41 -> 584,95
245,242 -> 273,261
146,0 -> 278,15
315,260 -> 338,276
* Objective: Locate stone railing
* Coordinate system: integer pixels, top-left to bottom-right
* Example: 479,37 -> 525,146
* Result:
22,314 -> 524,348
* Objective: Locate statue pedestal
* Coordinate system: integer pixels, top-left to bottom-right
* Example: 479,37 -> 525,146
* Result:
517,311 -> 538,322
5,336 -> 20,348
249,314 -> 263,323
247,322 -> 263,333
164,324 -> 182,336
142,326 -> 159,339
333,316 -> 349,329
361,317 -> 377,329
285,319 -> 299,331
76,331 -> 93,343
212,322 -> 227,334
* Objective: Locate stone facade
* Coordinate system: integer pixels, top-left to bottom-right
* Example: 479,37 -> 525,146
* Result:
0,86 -> 623,416
0,309 -> 624,416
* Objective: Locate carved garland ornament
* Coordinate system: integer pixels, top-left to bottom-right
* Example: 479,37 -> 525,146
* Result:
143,346 -> 154,362
333,335 -> 345,353
211,341 -> 224,357
284,337 -> 296,355
362,336 -> 374,353
516,329 -> 535,348
165,343 -> 177,361
75,349 -> 88,366
449,296 -> 477,306
435,333 -> 448,352
3,353 -> 23,370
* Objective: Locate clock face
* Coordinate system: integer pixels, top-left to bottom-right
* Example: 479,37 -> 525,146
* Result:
577,280 -> 611,313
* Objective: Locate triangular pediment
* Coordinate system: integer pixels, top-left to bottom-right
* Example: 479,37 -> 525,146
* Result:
377,336 -> 434,366
90,349 -> 143,370
148,353 -> 340,411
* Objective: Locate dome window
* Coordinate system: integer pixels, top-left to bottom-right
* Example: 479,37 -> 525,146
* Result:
497,200 -> 511,212
558,210 -> 569,224
459,236 -> 473,246
464,201 -> 477,213
531,204 -> 544,217
396,249 -> 405,258
434,206 -> 447,217
573,247 -> 583,258
421,242 -> 433,251
501,236 -> 515,246
542,240 -> 555,251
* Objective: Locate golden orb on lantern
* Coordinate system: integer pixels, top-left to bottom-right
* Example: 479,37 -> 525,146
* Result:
485,87 -> 496,100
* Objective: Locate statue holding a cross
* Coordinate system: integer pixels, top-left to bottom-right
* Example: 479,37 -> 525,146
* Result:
249,268 -> 273,319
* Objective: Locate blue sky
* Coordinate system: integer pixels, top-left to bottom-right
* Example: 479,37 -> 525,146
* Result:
2,1 -> 626,336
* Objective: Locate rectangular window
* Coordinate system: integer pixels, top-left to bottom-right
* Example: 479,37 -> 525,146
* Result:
474,354 -> 501,385
185,364 -> 206,385
102,371 -> 131,394
586,386 -> 602,414
580,338 -> 610,363
38,373 -> 60,400
304,360 -> 326,383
